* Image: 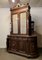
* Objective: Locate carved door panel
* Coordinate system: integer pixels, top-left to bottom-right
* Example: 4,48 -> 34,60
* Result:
10,38 -> 20,51
18,38 -> 27,53
30,37 -> 37,54
27,37 -> 37,55
26,38 -> 31,54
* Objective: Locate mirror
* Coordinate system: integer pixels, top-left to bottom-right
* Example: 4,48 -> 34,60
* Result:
20,12 -> 26,34
13,14 -> 18,34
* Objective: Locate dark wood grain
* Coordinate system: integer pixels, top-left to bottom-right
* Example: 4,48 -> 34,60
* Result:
7,4 -> 38,58
7,34 -> 38,58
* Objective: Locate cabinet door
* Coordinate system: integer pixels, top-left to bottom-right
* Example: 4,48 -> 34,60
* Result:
12,14 -> 18,34
20,12 -> 26,34
27,37 -> 37,54
11,38 -> 19,51
30,37 -> 37,53
18,37 -> 27,53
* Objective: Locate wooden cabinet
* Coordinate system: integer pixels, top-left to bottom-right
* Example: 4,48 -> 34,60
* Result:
7,35 -> 38,58
7,4 -> 38,58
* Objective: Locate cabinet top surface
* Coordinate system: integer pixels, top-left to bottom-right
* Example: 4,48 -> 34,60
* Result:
8,34 -> 37,38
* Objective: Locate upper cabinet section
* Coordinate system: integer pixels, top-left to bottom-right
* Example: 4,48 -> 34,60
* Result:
10,4 -> 31,35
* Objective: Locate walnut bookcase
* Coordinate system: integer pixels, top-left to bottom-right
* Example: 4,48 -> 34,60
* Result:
7,4 -> 38,58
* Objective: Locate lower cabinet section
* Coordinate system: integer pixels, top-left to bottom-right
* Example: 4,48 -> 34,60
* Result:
7,35 -> 39,58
